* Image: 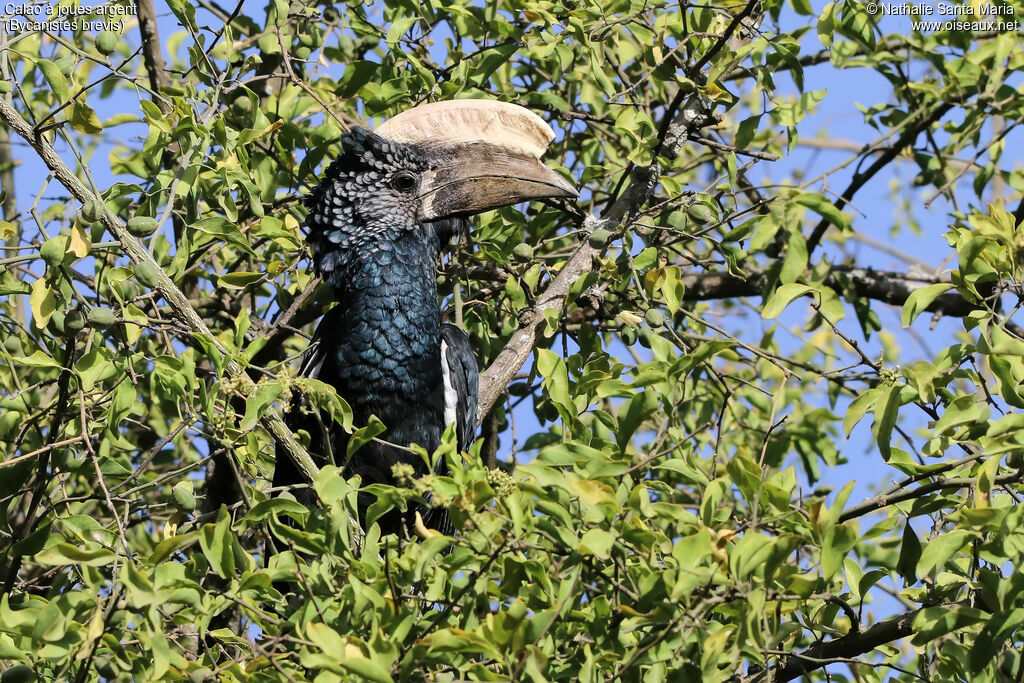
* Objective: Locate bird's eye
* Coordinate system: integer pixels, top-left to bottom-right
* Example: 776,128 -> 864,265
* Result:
391,172 -> 417,192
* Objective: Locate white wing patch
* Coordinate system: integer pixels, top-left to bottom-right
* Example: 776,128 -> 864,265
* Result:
440,339 -> 458,428
300,344 -> 325,379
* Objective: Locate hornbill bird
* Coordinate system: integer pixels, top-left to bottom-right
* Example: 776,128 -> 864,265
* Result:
274,100 -> 577,537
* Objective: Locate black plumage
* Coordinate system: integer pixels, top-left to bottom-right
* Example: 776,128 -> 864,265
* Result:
275,113 -> 575,538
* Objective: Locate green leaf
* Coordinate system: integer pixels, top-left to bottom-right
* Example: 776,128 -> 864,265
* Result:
735,114 -> 762,150
844,385 -> 882,436
341,656 -> 393,683
874,383 -> 905,461
933,395 -> 989,436
190,217 -> 256,256
817,2 -> 836,47
762,283 -> 816,319
386,16 -> 417,47
794,192 -> 849,232
218,271 -> 265,289
911,605 -> 987,645
338,60 -> 379,98
970,607 -> 1024,672
0,633 -> 26,661
8,350 -> 61,370
139,99 -> 171,133
821,523 -> 857,580
37,59 -> 70,102
75,346 -> 115,392
150,532 -> 199,564
896,522 -> 921,586
918,529 -> 974,578
901,283 -> 952,327
348,416 -> 387,458
537,349 -> 574,417
779,231 -> 808,284
200,508 -> 235,579
579,529 -> 616,559
473,44 -> 519,84
240,381 -> 284,430
36,542 -> 115,567
424,627 -> 503,661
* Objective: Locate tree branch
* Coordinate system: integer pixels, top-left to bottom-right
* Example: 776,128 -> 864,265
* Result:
805,101 -> 956,254
0,98 -> 320,486
763,604 -> 940,682
136,0 -> 169,111
838,471 -> 1023,523
681,266 -> 980,317
477,162 -> 664,423
476,0 -> 762,421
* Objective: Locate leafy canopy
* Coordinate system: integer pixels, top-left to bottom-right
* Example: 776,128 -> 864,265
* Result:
1,0 -> 1024,681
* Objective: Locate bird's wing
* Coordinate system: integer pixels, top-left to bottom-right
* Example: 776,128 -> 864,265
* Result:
440,324 -> 479,451
298,336 -> 326,379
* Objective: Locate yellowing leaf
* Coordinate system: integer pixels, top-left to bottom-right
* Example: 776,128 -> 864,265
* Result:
121,303 -> 148,344
569,478 -> 615,507
236,119 -> 284,145
70,101 -> 102,134
69,221 -> 91,258
30,278 -> 57,329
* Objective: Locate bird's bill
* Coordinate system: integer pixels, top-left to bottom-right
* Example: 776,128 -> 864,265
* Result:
418,143 -> 578,221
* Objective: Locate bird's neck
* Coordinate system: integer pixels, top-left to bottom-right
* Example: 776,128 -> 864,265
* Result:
325,230 -> 444,417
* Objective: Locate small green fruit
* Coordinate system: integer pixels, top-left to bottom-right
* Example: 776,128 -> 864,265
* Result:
126,216 -> 158,237
293,46 -> 312,60
87,307 -> 117,328
55,58 -> 74,76
64,309 -> 86,333
644,309 -> 665,328
48,311 -> 66,335
172,482 -> 196,512
588,228 -> 611,248
4,336 -> 23,355
686,203 -> 712,224
95,31 -> 118,56
80,199 -> 102,223
0,664 -> 37,683
621,326 -> 638,346
39,236 -> 66,268
0,81 -> 11,94
134,261 -> 161,288
667,210 -> 687,228
94,658 -> 118,680
638,327 -> 653,349
512,243 -> 534,262
118,281 -> 140,300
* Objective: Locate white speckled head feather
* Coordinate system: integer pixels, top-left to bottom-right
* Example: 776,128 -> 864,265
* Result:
375,100 -> 556,159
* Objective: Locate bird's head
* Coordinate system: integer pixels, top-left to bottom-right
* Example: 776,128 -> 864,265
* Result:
306,100 -> 578,286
